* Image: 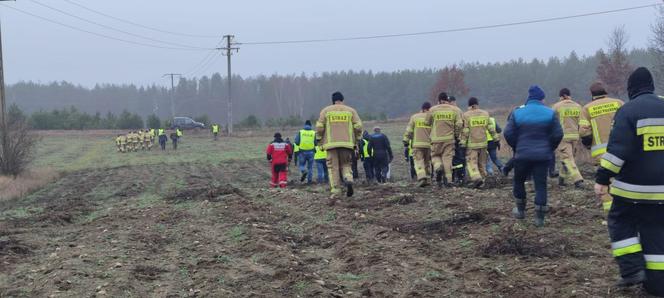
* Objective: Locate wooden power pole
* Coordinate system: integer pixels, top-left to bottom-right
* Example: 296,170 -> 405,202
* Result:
217,35 -> 238,135
162,73 -> 181,119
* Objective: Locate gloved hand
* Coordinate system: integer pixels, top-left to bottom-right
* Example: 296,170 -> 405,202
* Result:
266,154 -> 272,161
496,141 -> 501,151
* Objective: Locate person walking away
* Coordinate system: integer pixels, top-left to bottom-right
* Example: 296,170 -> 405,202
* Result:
369,126 -> 393,183
176,128 -> 183,143
115,134 -> 123,152
449,96 -> 467,184
403,102 -> 433,187
461,97 -> 498,188
170,130 -> 179,150
580,81 -> 624,211
552,88 -> 584,188
295,120 -> 317,184
485,116 -> 504,175
137,130 -> 145,150
315,91 -> 363,198
158,128 -> 167,150
594,67 -> 664,295
504,85 -> 563,227
314,145 -> 329,184
403,140 -> 417,181
211,123 -> 220,141
266,132 -> 293,188
359,131 -> 375,183
351,149 -> 360,180
429,92 -> 463,187
127,131 -> 137,152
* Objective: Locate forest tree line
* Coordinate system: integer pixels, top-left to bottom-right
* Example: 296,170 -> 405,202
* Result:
6,46 -> 658,129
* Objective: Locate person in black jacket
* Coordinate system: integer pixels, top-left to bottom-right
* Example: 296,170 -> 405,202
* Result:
503,85 -> 564,227
595,67 -> 664,295
359,131 -> 374,183
368,126 -> 393,183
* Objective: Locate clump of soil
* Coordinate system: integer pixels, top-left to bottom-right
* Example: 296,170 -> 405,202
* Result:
132,265 -> 168,281
165,184 -> 242,203
392,211 -> 489,235
481,227 -> 576,259
0,238 -> 32,256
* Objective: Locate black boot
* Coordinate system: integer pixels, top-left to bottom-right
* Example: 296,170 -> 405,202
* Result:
512,198 -> 526,219
616,270 -> 646,287
435,170 -> 443,187
345,181 -> 354,197
300,171 -> 308,182
534,205 -> 549,227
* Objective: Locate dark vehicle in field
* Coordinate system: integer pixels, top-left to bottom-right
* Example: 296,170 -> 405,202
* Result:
170,117 -> 205,129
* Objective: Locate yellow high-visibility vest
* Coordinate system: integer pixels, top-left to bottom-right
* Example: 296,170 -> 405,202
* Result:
486,117 -> 497,142
176,129 -> 183,137
363,139 -> 371,157
314,146 -> 327,160
212,124 -> 219,133
299,129 -> 316,150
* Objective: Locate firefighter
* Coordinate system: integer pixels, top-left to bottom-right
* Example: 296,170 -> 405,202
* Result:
359,131 -> 374,183
143,129 -> 152,151
115,134 -> 123,152
429,92 -> 463,187
314,145 -> 329,184
266,132 -> 293,188
128,131 -> 138,152
315,91 -> 363,198
504,85 -> 563,227
581,81 -> 624,211
403,102 -> 433,187
461,97 -> 498,188
211,123 -> 220,141
137,130 -> 145,150
295,120 -> 316,184
551,88 -> 584,188
594,67 -> 664,295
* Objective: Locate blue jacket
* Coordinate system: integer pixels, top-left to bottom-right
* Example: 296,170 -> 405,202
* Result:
504,100 -> 563,161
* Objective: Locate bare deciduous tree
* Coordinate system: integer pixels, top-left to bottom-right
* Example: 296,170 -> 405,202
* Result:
0,120 -> 37,177
650,6 -> 664,90
596,26 -> 633,97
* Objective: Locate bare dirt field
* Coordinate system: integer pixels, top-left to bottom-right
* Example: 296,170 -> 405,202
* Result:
0,125 -> 651,297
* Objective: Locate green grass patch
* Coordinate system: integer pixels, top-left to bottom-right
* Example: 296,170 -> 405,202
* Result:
135,193 -> 161,209
228,225 -> 247,242
0,206 -> 43,220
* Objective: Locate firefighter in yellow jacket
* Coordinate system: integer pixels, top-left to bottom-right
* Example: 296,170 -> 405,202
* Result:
316,92 -> 363,198
552,88 -> 584,188
429,92 -> 463,187
115,134 -> 127,153
461,97 -> 497,188
126,131 -> 136,152
403,102 -> 433,187
580,82 -> 624,211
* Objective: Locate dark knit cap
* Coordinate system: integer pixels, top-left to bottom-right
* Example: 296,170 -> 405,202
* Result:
627,67 -> 655,100
438,92 -> 449,102
421,102 -> 432,110
449,96 -> 456,102
528,85 -> 546,101
274,132 -> 282,139
589,81 -> 608,97
305,120 -> 312,126
332,91 -> 344,103
468,97 -> 479,107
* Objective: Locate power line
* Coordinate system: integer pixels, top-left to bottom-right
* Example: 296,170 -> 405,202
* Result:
29,0 -> 210,50
61,0 -> 221,39
1,3 -> 212,51
184,38 -> 226,77
241,3 -> 661,45
188,50 -> 223,78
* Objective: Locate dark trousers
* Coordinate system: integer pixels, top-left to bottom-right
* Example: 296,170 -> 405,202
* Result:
159,136 -> 167,150
172,140 -> 178,150
363,157 -> 374,181
608,200 -> 664,296
548,153 -> 557,176
352,152 -> 359,179
408,157 -> 416,180
513,160 -> 549,207
453,146 -> 466,183
373,156 -> 389,183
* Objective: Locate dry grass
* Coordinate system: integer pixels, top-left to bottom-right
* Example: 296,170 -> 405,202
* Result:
0,169 -> 59,202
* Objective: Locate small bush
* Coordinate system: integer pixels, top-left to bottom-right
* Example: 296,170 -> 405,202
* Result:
237,115 -> 261,128
0,120 -> 38,177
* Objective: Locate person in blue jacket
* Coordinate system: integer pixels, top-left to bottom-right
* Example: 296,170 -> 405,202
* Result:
504,85 -> 563,227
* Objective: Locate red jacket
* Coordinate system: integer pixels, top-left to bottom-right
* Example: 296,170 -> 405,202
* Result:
266,141 -> 292,165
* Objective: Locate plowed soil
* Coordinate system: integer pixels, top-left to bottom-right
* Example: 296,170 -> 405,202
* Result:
0,134 -> 652,297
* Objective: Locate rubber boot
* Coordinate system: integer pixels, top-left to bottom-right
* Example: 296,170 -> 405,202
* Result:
534,205 -> 549,227
300,171 -> 308,182
616,270 -> 646,287
345,181 -> 354,197
512,198 -> 526,219
435,170 -> 443,188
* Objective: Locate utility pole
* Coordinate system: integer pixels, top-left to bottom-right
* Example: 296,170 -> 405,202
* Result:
162,73 -> 181,119
217,35 -> 239,135
0,1 -> 15,169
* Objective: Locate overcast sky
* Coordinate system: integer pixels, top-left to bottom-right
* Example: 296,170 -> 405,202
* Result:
0,0 -> 658,87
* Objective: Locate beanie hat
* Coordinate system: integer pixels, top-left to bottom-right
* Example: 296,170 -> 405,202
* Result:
438,92 -> 449,102
627,67 -> 655,100
449,96 -> 456,102
528,85 -> 546,101
304,120 -> 312,126
468,97 -> 479,107
421,102 -> 432,110
590,81 -> 608,97
332,91 -> 344,103
274,132 -> 282,139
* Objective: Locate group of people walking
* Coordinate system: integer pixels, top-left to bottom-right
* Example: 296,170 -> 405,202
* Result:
115,128 -> 182,152
264,67 -> 663,296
